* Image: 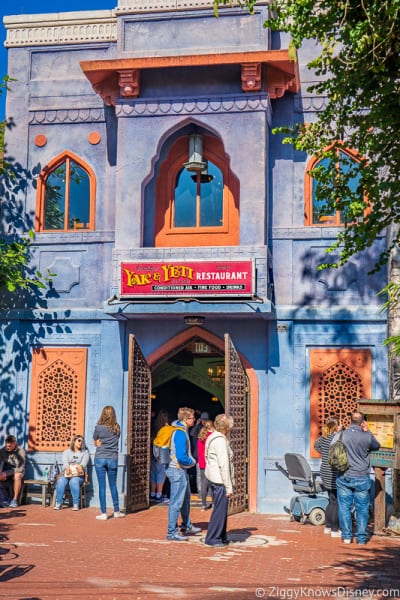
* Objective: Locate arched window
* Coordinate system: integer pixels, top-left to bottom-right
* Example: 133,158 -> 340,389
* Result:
304,146 -> 363,226
36,151 -> 96,232
154,134 -> 239,247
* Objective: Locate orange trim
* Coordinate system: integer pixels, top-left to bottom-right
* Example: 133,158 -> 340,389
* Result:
147,326 -> 258,513
35,150 -> 96,233
81,49 -> 298,75
80,49 -> 300,105
154,134 -> 239,247
304,143 -> 369,226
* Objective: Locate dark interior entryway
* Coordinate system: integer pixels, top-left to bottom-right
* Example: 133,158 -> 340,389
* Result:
127,331 -> 248,515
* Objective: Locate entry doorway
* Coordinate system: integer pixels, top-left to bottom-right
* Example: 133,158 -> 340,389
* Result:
126,329 -> 250,515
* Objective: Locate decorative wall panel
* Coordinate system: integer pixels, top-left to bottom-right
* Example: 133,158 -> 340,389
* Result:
28,348 -> 87,451
310,348 -> 371,457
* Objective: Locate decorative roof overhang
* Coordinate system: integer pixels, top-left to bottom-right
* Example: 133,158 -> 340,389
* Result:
80,49 -> 300,106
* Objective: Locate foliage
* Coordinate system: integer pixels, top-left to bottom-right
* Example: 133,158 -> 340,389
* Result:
0,76 -> 53,294
214,0 -> 400,271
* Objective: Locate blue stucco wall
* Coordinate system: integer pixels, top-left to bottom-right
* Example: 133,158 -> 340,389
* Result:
1,3 -> 388,512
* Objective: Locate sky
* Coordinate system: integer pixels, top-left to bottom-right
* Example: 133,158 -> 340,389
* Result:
0,0 -> 116,120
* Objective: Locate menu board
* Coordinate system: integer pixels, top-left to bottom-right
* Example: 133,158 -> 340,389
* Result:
366,415 -> 394,449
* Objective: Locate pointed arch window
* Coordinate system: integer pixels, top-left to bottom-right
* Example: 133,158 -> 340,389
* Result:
304,146 -> 364,226
174,160 -> 223,228
36,151 -> 96,232
154,134 -> 239,247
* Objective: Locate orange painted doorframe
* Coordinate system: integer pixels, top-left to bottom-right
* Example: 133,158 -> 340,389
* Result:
147,325 -> 259,513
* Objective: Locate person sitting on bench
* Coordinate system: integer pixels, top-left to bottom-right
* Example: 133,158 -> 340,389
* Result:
0,434 -> 26,508
54,435 -> 89,511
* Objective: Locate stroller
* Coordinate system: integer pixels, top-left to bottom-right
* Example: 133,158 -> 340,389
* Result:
275,453 -> 329,526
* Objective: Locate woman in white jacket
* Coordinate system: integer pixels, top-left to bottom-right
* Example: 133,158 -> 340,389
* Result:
204,414 -> 234,547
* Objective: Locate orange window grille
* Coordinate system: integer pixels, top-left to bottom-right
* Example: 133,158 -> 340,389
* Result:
310,348 -> 371,457
28,348 -> 87,451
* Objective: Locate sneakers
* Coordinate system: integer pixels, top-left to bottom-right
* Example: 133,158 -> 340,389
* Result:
181,525 -> 201,535
342,538 -> 352,544
324,527 -> 331,535
167,532 -> 189,541
201,504 -> 212,511
72,505 -> 79,511
113,511 -> 126,518
9,499 -> 18,508
96,513 -> 108,521
331,530 -> 341,538
53,503 -> 62,510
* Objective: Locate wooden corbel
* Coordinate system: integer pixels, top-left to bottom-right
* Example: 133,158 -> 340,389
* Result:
264,64 -> 298,99
118,69 -> 140,98
241,63 -> 262,92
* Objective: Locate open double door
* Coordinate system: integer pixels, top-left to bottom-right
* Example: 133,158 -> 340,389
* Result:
126,332 -> 248,514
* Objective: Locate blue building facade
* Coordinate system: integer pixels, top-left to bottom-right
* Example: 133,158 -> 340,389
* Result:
1,0 -> 387,513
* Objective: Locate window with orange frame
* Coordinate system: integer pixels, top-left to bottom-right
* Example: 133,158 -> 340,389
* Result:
154,134 -> 239,247
304,145 -> 367,226
36,151 -> 96,232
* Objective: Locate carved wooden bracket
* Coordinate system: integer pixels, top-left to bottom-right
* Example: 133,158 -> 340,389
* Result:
81,50 -> 300,105
264,64 -> 298,99
118,69 -> 140,98
241,63 -> 261,92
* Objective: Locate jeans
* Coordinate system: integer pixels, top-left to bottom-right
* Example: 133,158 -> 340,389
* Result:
55,475 -> 84,506
94,458 -> 119,514
165,466 -> 192,536
336,474 -> 372,543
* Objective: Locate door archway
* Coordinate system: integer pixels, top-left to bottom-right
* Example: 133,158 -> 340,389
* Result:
127,326 -> 259,513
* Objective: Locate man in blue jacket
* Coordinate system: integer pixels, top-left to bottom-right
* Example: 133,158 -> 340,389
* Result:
335,411 -> 380,545
165,407 -> 202,541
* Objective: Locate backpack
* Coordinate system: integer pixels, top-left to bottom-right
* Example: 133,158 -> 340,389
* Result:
328,431 -> 349,472
152,424 -> 186,464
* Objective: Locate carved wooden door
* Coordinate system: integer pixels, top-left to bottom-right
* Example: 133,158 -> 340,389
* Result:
127,334 -> 152,512
225,333 -> 248,515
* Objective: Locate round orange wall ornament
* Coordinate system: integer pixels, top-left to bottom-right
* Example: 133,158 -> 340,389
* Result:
34,134 -> 47,147
88,132 -> 101,145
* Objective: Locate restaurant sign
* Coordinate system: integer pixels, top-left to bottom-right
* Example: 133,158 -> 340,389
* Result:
120,260 -> 255,298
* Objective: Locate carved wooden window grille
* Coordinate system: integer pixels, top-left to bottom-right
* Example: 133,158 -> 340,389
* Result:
310,348 -> 371,457
28,348 -> 87,451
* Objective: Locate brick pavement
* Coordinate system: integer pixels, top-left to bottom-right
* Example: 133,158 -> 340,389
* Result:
0,503 -> 399,600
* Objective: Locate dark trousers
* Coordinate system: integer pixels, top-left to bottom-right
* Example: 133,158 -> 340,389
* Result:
205,483 -> 228,545
200,469 -> 212,507
325,488 -> 339,531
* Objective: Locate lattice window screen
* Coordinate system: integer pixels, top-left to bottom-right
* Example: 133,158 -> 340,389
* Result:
28,348 -> 87,451
310,348 -> 371,457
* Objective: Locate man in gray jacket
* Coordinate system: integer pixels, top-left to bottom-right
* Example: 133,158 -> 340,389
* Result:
335,411 -> 380,545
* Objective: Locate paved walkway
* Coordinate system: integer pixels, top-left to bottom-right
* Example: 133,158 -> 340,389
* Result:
0,502 -> 399,600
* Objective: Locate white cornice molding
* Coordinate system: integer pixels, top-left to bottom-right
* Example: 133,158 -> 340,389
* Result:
4,11 -> 117,47
116,0 -> 268,11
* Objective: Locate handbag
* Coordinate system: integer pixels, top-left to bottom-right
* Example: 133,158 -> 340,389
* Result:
328,431 -> 349,472
64,465 -> 83,478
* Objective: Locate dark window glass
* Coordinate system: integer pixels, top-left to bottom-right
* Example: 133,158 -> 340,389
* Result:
174,159 -> 223,228
44,162 -> 66,230
311,151 -> 361,225
174,167 -> 197,227
43,158 -> 91,231
200,161 -> 223,226
69,162 -> 90,229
